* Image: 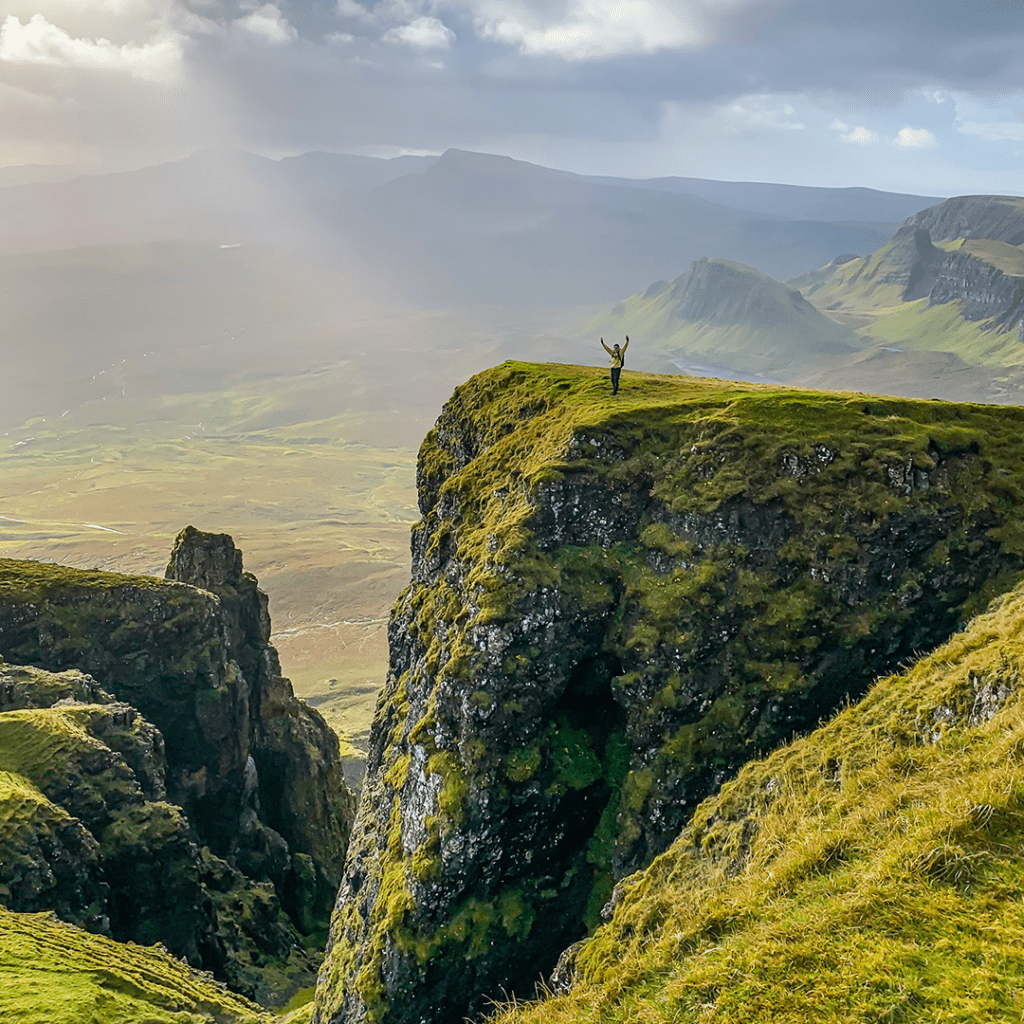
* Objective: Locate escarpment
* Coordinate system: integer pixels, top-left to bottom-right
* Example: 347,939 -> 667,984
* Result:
315,362 -> 1024,1024
0,529 -> 356,1000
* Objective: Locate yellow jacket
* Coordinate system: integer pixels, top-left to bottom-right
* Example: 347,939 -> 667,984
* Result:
601,336 -> 629,368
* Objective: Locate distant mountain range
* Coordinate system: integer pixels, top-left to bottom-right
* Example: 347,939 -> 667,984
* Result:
0,147 -> 938,307
593,257 -> 858,376
596,193 -> 1024,401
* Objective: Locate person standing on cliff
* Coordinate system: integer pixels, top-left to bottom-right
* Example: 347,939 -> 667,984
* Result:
601,335 -> 629,395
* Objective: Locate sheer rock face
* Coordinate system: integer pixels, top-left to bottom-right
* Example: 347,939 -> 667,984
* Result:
165,525 -> 355,898
906,194 -> 1024,246
927,248 -> 1024,328
314,364 -> 1024,1024
0,529 -> 356,990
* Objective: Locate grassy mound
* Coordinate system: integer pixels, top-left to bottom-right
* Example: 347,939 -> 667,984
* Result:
488,576 -> 1024,1024
0,906 -> 268,1024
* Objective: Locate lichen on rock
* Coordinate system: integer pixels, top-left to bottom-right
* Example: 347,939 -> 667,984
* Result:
315,362 -> 1024,1024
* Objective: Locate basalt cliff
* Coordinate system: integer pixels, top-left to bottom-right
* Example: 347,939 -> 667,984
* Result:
791,195 -> 1024,366
314,362 -> 1024,1024
0,526 -> 356,1004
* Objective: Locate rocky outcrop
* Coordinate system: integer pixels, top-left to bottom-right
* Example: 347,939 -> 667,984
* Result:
314,363 -> 1024,1024
905,194 -> 1024,246
0,530 -> 357,999
878,214 -> 1024,326
927,247 -> 1024,328
165,527 -> 355,915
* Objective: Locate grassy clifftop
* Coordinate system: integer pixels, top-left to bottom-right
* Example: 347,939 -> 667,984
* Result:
488,569 -> 1024,1024
316,362 -> 1024,1024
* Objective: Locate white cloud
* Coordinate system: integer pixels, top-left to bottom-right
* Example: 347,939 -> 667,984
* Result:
383,16 -> 456,48
830,119 -> 877,144
895,125 -> 937,148
721,94 -> 804,132
845,125 -> 878,144
453,0 -> 730,60
0,12 -> 184,83
957,120 -> 1024,142
325,31 -> 356,44
336,0 -> 373,19
921,88 -> 946,105
234,4 -> 298,46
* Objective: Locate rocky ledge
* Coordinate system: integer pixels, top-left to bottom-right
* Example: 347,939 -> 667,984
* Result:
314,362 -> 1024,1024
0,527 -> 356,1002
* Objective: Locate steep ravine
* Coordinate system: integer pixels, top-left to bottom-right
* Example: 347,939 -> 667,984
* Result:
314,363 -> 1024,1024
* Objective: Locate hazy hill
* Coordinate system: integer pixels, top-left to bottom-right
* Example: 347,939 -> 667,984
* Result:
0,147 -> 924,310
584,173 -> 939,224
360,149 -> 904,304
591,257 -> 860,375
792,195 -> 1024,368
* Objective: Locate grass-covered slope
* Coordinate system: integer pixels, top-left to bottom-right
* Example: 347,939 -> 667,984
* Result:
0,906 -> 268,1024
488,574 -> 1024,1024
315,362 -> 1024,1024
791,196 -> 1024,369
592,257 -> 859,375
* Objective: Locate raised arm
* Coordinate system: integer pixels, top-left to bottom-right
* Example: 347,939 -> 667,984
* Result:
600,337 -> 613,355
622,335 -> 629,354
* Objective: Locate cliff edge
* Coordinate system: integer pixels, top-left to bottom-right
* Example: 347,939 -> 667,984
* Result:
315,362 -> 1024,1024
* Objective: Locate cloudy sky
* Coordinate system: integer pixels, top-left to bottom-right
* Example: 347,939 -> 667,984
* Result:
1,0 -> 1022,194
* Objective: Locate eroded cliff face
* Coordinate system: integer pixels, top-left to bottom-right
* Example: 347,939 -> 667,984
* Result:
927,247 -> 1024,330
0,529 -> 356,1000
315,363 -> 1024,1024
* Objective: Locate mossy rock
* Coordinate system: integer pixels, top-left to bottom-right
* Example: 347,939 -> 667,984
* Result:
317,362 -> 1024,1024
487,570 -> 1024,1024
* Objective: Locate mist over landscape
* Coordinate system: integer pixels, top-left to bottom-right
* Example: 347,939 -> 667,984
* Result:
4,2 -> 1024,1022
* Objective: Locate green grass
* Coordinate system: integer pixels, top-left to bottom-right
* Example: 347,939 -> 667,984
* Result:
0,558 -> 172,603
0,769 -> 79,847
958,237 -> 1024,277
485,576 -> 1024,1024
0,906 -> 269,1023
861,299 -> 1024,367
0,707 -> 134,795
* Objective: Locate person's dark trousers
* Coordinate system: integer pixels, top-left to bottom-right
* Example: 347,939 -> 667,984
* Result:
611,367 -> 621,394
